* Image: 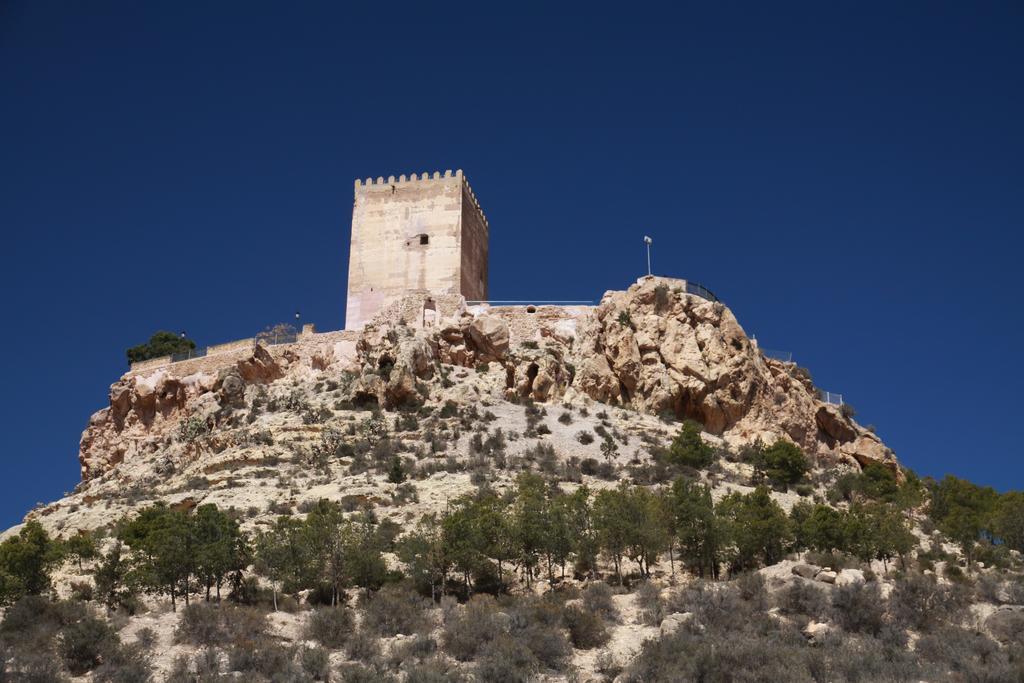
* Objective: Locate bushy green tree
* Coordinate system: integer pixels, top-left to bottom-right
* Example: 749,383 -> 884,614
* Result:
125,331 -> 196,364
511,473 -> 548,587
928,475 -> 999,564
192,505 -> 248,602
667,421 -> 714,468
718,486 -> 791,571
254,516 -> 304,611
669,479 -> 721,579
64,531 -> 98,573
756,440 -> 810,487
93,542 -> 135,611
398,514 -> 449,601
0,520 -> 63,603
117,504 -> 195,611
992,491 -> 1024,554
791,502 -> 846,553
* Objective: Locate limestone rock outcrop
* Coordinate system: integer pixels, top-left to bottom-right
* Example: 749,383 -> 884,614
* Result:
77,277 -> 898,481
570,277 -> 897,471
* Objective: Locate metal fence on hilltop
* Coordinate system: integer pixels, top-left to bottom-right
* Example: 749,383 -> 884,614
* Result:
256,331 -> 298,346
760,348 -> 793,363
684,281 -> 720,303
819,390 -> 844,406
170,347 -> 208,362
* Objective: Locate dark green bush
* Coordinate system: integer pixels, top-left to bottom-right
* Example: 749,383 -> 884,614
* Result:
126,331 -> 195,364
563,605 -> 608,649
831,582 -> 885,636
360,582 -> 430,637
307,605 -> 355,648
297,644 -> 331,680
58,614 -> 119,675
666,421 -> 714,468
582,582 -> 620,623
443,594 -> 503,661
475,635 -> 539,682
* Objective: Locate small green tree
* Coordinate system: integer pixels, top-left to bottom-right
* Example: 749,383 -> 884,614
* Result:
93,542 -> 135,611
126,331 -> 196,364
398,515 -> 449,601
670,478 -> 721,579
993,491 -> 1024,554
592,487 -> 630,582
600,435 -> 619,462
718,486 -> 792,572
667,421 -> 714,468
193,505 -> 248,602
64,531 -> 98,572
387,455 -> 406,484
0,521 -> 63,603
757,440 -> 810,487
790,502 -> 847,553
117,504 -> 196,611
928,475 -> 999,565
254,516 -> 305,611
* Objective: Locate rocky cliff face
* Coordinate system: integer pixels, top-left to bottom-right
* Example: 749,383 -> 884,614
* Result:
77,277 -> 896,484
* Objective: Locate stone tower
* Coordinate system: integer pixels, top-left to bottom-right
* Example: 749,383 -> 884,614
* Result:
345,170 -> 489,330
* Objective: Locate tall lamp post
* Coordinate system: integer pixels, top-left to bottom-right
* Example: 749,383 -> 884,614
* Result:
643,236 -> 653,277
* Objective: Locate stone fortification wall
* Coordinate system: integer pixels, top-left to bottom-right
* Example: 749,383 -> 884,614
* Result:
126,326 -> 361,380
469,304 -> 594,346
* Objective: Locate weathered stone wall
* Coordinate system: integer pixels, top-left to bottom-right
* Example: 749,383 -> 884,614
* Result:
471,304 -> 594,346
126,328 -> 360,380
460,180 -> 489,302
345,170 -> 489,330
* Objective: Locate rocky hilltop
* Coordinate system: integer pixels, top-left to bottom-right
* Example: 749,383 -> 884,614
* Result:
77,277 -> 893,490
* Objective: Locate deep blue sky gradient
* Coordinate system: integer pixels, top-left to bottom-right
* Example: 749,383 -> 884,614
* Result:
2,2 -> 1022,528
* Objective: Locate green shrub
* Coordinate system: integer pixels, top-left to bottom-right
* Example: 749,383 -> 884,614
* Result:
297,645 -> 331,680
757,440 -> 810,486
92,643 -> 154,683
345,627 -> 381,663
563,605 -> 608,649
59,614 -> 119,675
360,583 -> 430,637
443,595 -> 503,661
831,582 -> 885,636
475,635 -> 539,682
175,603 -> 267,648
582,582 -> 620,623
666,421 -> 714,468
307,605 -> 355,648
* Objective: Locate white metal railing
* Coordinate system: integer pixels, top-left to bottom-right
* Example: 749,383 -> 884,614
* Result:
819,390 -> 844,406
761,348 -> 792,363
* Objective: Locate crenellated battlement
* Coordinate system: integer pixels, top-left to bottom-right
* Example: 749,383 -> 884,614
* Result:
354,169 -> 488,229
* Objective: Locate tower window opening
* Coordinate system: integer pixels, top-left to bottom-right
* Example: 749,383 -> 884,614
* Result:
419,234 -> 429,245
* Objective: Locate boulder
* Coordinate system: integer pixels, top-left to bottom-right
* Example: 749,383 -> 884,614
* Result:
792,564 -> 821,579
803,621 -> 832,641
985,607 -> 1024,645
816,571 -> 838,584
659,612 -> 693,636
835,569 -> 865,587
237,344 -> 284,384
467,315 -> 509,361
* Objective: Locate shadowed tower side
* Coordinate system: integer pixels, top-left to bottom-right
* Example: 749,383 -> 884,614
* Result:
344,170 -> 488,330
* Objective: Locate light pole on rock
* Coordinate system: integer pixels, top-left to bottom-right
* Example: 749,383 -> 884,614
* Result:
643,236 -> 653,277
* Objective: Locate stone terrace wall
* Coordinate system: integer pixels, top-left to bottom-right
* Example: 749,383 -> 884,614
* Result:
126,328 -> 361,380
469,304 -> 595,346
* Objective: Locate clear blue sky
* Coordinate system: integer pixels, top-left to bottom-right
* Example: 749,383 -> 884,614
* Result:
2,2 -> 1022,528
